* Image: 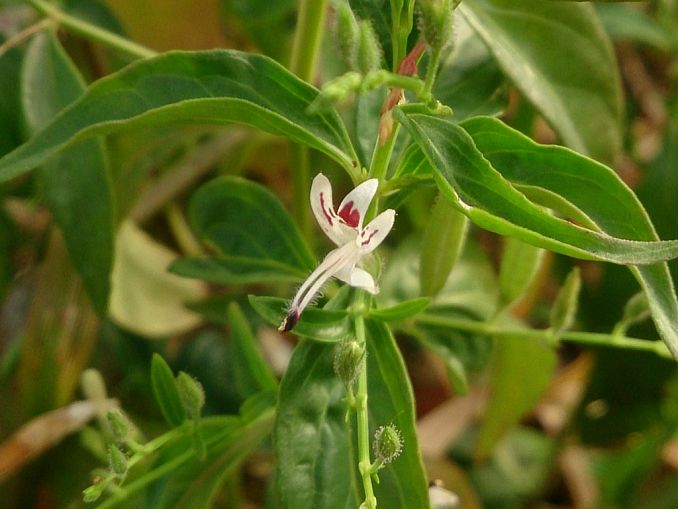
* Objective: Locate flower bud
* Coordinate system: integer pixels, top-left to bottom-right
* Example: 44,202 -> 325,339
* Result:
373,424 -> 403,464
106,410 -> 129,442
108,444 -> 128,479
356,20 -> 382,74
335,2 -> 359,69
333,340 -> 365,387
83,482 -> 106,503
176,372 -> 205,418
417,0 -> 455,51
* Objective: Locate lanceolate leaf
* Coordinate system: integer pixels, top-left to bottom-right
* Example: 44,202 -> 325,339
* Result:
21,32 -> 114,314
0,50 -> 357,182
460,116 -> 678,358
274,340 -> 359,509
365,320 -> 430,509
397,112 -> 678,357
182,176 -> 315,284
227,302 -> 278,396
274,323 -> 429,509
151,353 -> 187,426
248,295 -> 351,343
459,0 -> 623,163
397,112 -> 678,265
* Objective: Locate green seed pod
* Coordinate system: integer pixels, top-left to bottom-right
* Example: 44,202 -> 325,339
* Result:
417,0 -> 455,51
176,371 -> 205,418
333,340 -> 365,387
356,20 -> 382,74
106,410 -> 129,442
373,424 -> 403,465
335,2 -> 360,69
108,444 -> 128,478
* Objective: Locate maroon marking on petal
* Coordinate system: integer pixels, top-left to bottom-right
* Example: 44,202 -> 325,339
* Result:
361,229 -> 379,246
319,192 -> 334,225
338,201 -> 360,228
279,309 -> 300,332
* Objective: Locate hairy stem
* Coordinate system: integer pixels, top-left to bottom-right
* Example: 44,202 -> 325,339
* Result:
27,0 -> 156,59
422,46 -> 442,101
353,292 -> 377,509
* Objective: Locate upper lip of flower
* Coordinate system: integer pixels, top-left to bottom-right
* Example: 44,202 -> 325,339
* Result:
279,173 -> 395,332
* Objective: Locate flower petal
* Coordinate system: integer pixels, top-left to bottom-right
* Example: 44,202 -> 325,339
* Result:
336,266 -> 378,294
310,173 -> 355,246
279,242 -> 358,331
358,209 -> 395,255
337,178 -> 378,230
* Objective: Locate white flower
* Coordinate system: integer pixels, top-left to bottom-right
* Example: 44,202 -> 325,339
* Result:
279,173 -> 395,331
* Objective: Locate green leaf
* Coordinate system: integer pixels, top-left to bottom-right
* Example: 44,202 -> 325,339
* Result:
549,267 -> 581,336
459,0 -> 623,162
420,195 -> 469,297
397,112 -> 678,267
0,35 -> 23,157
183,176 -> 315,284
475,333 -> 557,460
227,302 -> 278,395
595,3 -> 677,51
274,322 -> 429,509
274,340 -> 359,509
21,32 -> 114,314
0,49 -> 357,182
459,115 -> 678,358
499,238 -> 545,307
369,297 -> 430,322
433,16 -> 507,120
381,239 -> 498,393
248,295 -> 351,342
365,320 -> 429,508
170,256 -> 305,285
151,353 -> 187,426
221,0 -> 296,60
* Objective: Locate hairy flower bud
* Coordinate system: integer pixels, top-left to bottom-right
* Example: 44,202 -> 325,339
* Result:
333,339 -> 365,387
176,372 -> 205,418
373,424 -> 403,464
357,20 -> 382,74
106,410 -> 129,442
335,1 -> 360,69
83,482 -> 106,503
417,0 -> 455,51
108,444 -> 128,479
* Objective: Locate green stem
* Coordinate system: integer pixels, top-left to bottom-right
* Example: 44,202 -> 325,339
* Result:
415,314 -> 673,359
354,292 -> 377,509
421,46 -> 442,101
366,122 -> 399,222
289,144 -> 312,241
27,0 -> 156,59
289,0 -> 328,81
288,0 -> 328,241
